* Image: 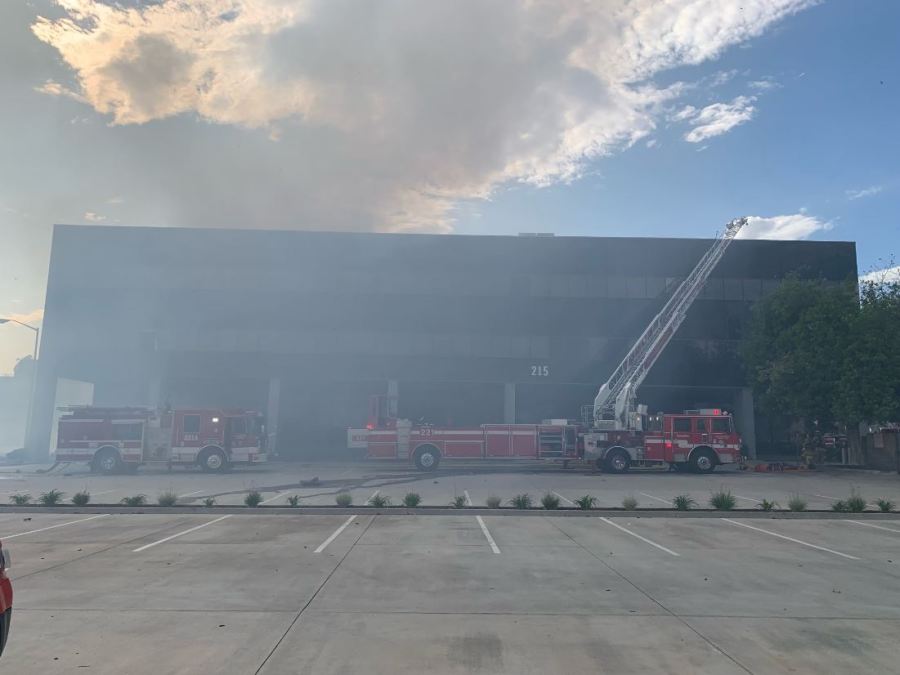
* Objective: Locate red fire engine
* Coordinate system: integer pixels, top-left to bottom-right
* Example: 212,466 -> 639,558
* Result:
351,218 -> 748,473
55,406 -> 267,473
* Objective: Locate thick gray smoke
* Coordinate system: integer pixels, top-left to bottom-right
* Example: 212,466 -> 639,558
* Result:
31,0 -> 816,232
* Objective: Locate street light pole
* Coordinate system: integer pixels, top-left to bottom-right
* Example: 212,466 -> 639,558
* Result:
0,318 -> 40,459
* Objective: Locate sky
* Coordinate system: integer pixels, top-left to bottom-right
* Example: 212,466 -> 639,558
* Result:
1,0 -> 898,375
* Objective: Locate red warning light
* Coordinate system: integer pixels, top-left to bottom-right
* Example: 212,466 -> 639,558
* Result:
713,408 -> 721,415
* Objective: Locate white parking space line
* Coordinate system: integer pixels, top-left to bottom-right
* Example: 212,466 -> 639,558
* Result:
734,494 -> 761,504
721,518 -> 860,560
178,490 -> 203,498
91,489 -> 120,496
366,490 -> 379,504
600,517 -> 680,557
639,491 -> 670,506
259,492 -> 285,505
2,514 -> 110,539
463,490 -> 473,507
552,491 -> 575,507
847,520 -> 900,534
314,515 -> 357,553
475,516 -> 501,554
133,515 -> 232,552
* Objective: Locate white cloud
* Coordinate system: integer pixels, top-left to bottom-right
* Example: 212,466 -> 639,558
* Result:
737,213 -> 832,240
846,185 -> 883,200
860,266 -> 900,284
749,77 -> 780,91
83,211 -> 106,222
32,0 -> 816,231
681,96 -> 757,143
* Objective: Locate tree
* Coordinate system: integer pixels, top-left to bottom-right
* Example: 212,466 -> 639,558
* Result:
742,277 -> 857,429
835,275 -> 900,424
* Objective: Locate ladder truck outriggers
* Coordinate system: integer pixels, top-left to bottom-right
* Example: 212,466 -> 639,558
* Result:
352,218 -> 748,473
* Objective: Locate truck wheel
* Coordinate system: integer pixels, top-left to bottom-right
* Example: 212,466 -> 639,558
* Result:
94,448 -> 122,475
604,448 -> 630,474
413,445 -> 440,471
199,448 -> 228,473
690,448 -> 717,474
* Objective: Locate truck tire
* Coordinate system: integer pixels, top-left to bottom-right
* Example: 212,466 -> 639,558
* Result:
413,445 -> 441,472
93,447 -> 122,475
198,448 -> 228,473
690,448 -> 717,474
604,448 -> 630,474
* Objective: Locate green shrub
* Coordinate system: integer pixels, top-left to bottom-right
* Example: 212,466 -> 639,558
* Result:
831,500 -> 848,512
287,495 -> 301,507
9,493 -> 32,505
709,489 -> 736,511
203,497 -> 216,507
758,499 -> 778,512
509,493 -> 533,509
72,490 -> 91,506
121,494 -> 147,507
451,495 -> 467,508
335,492 -> 353,507
876,498 -> 895,513
575,495 -> 597,510
541,492 -> 560,510
485,495 -> 502,508
673,494 -> 695,511
402,492 -> 421,507
39,489 -> 65,506
622,496 -> 638,510
846,491 -> 867,513
244,490 -> 263,507
157,491 -> 178,506
369,493 -> 391,508
787,494 -> 807,512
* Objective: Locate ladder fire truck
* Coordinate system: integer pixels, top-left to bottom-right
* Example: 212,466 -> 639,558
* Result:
351,218 -> 748,473
55,406 -> 267,473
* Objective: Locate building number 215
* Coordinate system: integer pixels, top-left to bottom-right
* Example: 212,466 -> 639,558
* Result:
530,365 -> 550,377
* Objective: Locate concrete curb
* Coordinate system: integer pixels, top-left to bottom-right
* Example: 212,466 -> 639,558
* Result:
2,505 -> 900,519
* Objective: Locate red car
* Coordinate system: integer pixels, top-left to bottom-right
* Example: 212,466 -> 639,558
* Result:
0,539 -> 10,657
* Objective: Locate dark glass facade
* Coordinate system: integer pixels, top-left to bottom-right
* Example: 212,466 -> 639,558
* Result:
30,225 -> 857,459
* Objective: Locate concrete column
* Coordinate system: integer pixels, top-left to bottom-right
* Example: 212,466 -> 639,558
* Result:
266,377 -> 281,456
147,374 -> 163,408
504,382 -> 516,424
25,359 -> 56,463
735,387 -> 757,459
387,379 -> 399,419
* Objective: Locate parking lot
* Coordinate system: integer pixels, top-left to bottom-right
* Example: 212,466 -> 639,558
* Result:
2,463 -> 900,673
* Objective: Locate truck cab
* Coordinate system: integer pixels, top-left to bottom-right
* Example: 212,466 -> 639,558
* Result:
584,408 -> 741,473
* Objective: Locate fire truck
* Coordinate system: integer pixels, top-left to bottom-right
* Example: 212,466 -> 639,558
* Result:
55,406 -> 267,473
350,217 -> 748,473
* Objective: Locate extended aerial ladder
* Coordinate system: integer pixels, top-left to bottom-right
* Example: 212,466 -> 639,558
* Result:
592,217 -> 748,430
